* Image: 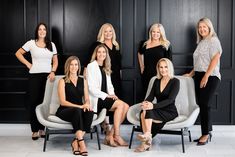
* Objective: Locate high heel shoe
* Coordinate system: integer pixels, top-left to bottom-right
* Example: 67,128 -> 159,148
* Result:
137,133 -> 152,144
103,136 -> 118,147
114,134 -> 128,146
134,141 -> 151,152
32,132 -> 39,140
71,138 -> 80,155
77,139 -> 88,156
197,138 -> 209,146
197,133 -> 212,146
39,130 -> 46,138
194,133 -> 212,143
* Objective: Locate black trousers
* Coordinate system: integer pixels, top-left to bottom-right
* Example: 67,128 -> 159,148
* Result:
28,73 -> 48,132
56,107 -> 94,133
194,72 -> 220,135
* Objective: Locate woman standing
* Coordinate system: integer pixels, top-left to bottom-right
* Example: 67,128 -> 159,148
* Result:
86,44 -> 129,147
138,23 -> 172,94
90,23 -> 122,98
184,17 -> 222,145
135,58 -> 179,152
15,23 -> 58,140
56,56 -> 93,155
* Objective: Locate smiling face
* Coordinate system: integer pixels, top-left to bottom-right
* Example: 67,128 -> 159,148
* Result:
37,24 -> 47,39
151,27 -> 161,40
96,46 -> 107,63
104,26 -> 113,40
198,22 -> 210,39
158,60 -> 169,77
69,59 -> 79,75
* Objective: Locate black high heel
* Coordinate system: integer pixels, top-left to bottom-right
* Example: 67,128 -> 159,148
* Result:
196,133 -> 212,146
71,138 -> 80,155
77,139 -> 88,156
194,132 -> 212,142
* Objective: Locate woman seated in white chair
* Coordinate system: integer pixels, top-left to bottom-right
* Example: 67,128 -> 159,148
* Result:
86,44 -> 129,147
56,56 -> 93,156
135,58 -> 179,152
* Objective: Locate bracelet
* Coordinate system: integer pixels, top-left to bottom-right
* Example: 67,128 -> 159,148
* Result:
51,71 -> 56,73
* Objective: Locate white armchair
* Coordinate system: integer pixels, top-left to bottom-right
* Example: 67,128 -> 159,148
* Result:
36,75 -> 106,152
127,76 -> 199,153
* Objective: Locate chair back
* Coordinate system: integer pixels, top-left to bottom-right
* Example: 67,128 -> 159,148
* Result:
49,75 -> 64,115
175,76 -> 197,116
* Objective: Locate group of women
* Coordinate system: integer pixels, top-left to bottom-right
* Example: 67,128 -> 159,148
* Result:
15,17 -> 222,155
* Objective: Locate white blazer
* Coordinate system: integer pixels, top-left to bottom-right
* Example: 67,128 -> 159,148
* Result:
87,60 -> 115,112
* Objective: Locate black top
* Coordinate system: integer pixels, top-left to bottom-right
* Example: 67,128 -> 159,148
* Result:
138,41 -> 172,76
58,77 -> 84,110
138,41 -> 172,94
99,66 -> 107,93
145,78 -> 179,109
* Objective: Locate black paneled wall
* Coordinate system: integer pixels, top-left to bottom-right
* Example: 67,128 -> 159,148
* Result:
0,0 -> 234,124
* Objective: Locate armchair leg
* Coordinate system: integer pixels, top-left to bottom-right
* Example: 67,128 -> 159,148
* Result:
95,126 -> 101,150
129,126 -> 135,149
43,128 -> 49,152
188,130 -> 192,142
181,129 -> 185,153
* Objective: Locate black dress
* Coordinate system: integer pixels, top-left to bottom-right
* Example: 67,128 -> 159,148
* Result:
89,41 -> 122,98
140,78 -> 179,137
56,77 -> 94,132
138,41 -> 172,94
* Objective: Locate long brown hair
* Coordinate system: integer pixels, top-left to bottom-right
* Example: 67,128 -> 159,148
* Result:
90,44 -> 112,75
64,56 -> 81,83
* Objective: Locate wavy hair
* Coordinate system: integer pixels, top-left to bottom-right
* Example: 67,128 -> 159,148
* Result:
196,17 -> 217,43
144,23 -> 170,50
97,23 -> 120,50
64,56 -> 81,83
90,44 -> 112,75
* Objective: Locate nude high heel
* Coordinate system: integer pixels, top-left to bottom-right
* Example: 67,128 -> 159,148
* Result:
134,141 -> 151,152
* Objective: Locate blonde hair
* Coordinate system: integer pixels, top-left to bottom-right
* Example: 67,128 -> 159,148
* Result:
97,23 -> 120,50
90,44 -> 112,75
64,56 -> 81,83
196,17 -> 217,43
156,58 -> 174,79
144,23 -> 170,50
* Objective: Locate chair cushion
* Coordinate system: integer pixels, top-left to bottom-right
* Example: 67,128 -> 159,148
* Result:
48,114 -> 98,124
165,115 -> 187,125
135,112 -> 187,124
48,115 -> 70,124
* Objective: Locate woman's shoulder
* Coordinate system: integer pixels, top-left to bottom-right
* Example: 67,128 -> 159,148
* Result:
139,40 -> 146,46
87,60 -> 97,68
138,40 -> 147,52
93,41 -> 101,46
78,76 -> 84,84
171,77 -> 180,85
210,36 -> 221,44
25,39 -> 35,45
